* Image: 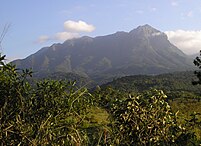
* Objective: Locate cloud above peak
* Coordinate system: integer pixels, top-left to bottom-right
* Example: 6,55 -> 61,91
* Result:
165,30 -> 201,55
55,32 -> 79,41
36,20 -> 95,43
37,35 -> 50,43
64,20 -> 95,32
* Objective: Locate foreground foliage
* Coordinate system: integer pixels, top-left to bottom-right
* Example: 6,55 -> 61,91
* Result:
110,90 -> 200,145
0,54 -> 201,145
0,55 -> 97,145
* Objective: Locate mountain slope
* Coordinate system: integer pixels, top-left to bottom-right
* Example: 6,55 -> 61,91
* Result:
101,71 -> 201,98
12,24 -> 193,81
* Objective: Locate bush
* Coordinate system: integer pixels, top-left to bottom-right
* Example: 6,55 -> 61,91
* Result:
0,54 -> 95,145
110,89 -> 199,145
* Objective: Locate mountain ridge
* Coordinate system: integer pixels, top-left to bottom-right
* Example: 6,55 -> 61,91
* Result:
12,24 -> 194,81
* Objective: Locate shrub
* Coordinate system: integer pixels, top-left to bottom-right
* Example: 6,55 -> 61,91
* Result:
110,89 -> 199,145
0,54 -> 94,145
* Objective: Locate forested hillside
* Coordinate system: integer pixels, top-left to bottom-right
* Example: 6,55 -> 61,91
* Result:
102,71 -> 201,99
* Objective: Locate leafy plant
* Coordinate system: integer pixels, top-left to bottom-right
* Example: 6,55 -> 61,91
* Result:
0,54 -> 95,145
110,89 -> 198,145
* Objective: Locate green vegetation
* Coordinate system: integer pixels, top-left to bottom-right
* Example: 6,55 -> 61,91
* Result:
0,54 -> 201,145
102,72 -> 201,100
110,90 -> 197,145
0,55 -> 93,145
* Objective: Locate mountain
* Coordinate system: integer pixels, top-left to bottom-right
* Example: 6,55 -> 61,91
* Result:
12,24 -> 194,82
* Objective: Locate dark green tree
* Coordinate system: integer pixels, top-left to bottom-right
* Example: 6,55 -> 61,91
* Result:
193,50 -> 201,85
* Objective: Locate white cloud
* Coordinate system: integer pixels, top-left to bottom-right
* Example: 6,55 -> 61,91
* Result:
36,35 -> 50,43
55,32 -> 79,41
64,20 -> 95,32
165,30 -> 201,55
36,32 -> 79,43
36,20 -> 95,43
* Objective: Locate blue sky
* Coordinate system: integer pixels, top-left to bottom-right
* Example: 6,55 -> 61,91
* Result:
1,0 -> 201,61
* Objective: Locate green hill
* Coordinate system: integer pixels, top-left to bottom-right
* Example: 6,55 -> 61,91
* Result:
101,71 -> 201,99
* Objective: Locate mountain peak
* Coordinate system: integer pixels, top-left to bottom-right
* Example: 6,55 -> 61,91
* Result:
138,24 -> 155,29
129,24 -> 165,38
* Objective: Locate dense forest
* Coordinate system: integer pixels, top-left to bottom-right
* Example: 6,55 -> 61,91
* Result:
101,71 -> 201,99
0,54 -> 201,145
